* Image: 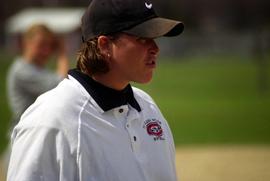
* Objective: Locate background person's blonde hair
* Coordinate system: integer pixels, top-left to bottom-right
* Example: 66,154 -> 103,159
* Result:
23,24 -> 54,42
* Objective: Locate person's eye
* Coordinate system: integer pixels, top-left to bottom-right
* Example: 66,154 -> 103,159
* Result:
136,37 -> 147,44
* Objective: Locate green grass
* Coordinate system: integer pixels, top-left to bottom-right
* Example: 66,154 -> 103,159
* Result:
134,56 -> 270,145
0,51 -> 13,155
0,52 -> 270,154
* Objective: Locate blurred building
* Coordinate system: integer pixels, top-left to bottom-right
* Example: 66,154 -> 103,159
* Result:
1,0 -> 270,57
5,8 -> 84,55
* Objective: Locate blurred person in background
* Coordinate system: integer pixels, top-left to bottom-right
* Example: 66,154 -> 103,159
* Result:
6,23 -> 69,131
3,24 -> 69,175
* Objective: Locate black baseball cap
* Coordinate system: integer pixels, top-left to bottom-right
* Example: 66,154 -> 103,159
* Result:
81,0 -> 184,41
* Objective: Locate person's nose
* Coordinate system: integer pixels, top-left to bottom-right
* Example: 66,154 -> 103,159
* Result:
149,39 -> 159,56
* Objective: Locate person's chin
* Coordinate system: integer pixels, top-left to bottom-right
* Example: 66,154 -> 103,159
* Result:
135,73 -> 153,84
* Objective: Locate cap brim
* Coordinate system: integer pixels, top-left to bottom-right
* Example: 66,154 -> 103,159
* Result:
123,17 -> 184,39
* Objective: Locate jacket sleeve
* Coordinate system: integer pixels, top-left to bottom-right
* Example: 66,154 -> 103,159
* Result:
7,126 -> 78,181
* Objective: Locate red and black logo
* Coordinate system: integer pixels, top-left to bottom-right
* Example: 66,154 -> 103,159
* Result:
144,119 -> 165,141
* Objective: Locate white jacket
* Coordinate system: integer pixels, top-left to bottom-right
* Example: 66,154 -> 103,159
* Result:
7,74 -> 177,181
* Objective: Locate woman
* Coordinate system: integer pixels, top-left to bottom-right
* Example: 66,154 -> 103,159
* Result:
7,0 -> 184,180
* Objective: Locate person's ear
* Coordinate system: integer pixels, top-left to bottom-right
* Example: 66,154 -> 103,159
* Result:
97,36 -> 112,59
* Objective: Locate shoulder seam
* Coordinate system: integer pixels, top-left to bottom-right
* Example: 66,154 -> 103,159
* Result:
76,98 -> 90,166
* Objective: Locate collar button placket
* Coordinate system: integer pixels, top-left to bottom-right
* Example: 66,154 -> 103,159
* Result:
126,110 -> 141,153
113,105 -> 128,120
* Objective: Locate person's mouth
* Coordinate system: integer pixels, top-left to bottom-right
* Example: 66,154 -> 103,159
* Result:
146,60 -> 156,68
146,57 -> 157,68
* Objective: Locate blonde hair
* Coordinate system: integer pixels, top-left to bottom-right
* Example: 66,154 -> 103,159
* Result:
23,24 -> 54,41
76,38 -> 109,76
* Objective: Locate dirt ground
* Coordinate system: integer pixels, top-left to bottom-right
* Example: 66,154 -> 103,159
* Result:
0,160 -> 5,181
1,145 -> 270,181
175,145 -> 270,181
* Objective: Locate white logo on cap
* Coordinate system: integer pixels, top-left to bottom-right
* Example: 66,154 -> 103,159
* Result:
145,2 -> 153,9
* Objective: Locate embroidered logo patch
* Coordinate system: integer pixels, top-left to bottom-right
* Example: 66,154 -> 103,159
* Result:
143,119 -> 165,141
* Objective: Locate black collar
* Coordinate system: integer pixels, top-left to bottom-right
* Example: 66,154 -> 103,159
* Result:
68,69 -> 141,112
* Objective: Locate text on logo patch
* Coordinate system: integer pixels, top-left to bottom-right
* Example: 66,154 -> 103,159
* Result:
143,119 -> 165,141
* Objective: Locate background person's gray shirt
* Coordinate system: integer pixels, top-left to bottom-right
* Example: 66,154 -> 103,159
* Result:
7,57 -> 63,129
